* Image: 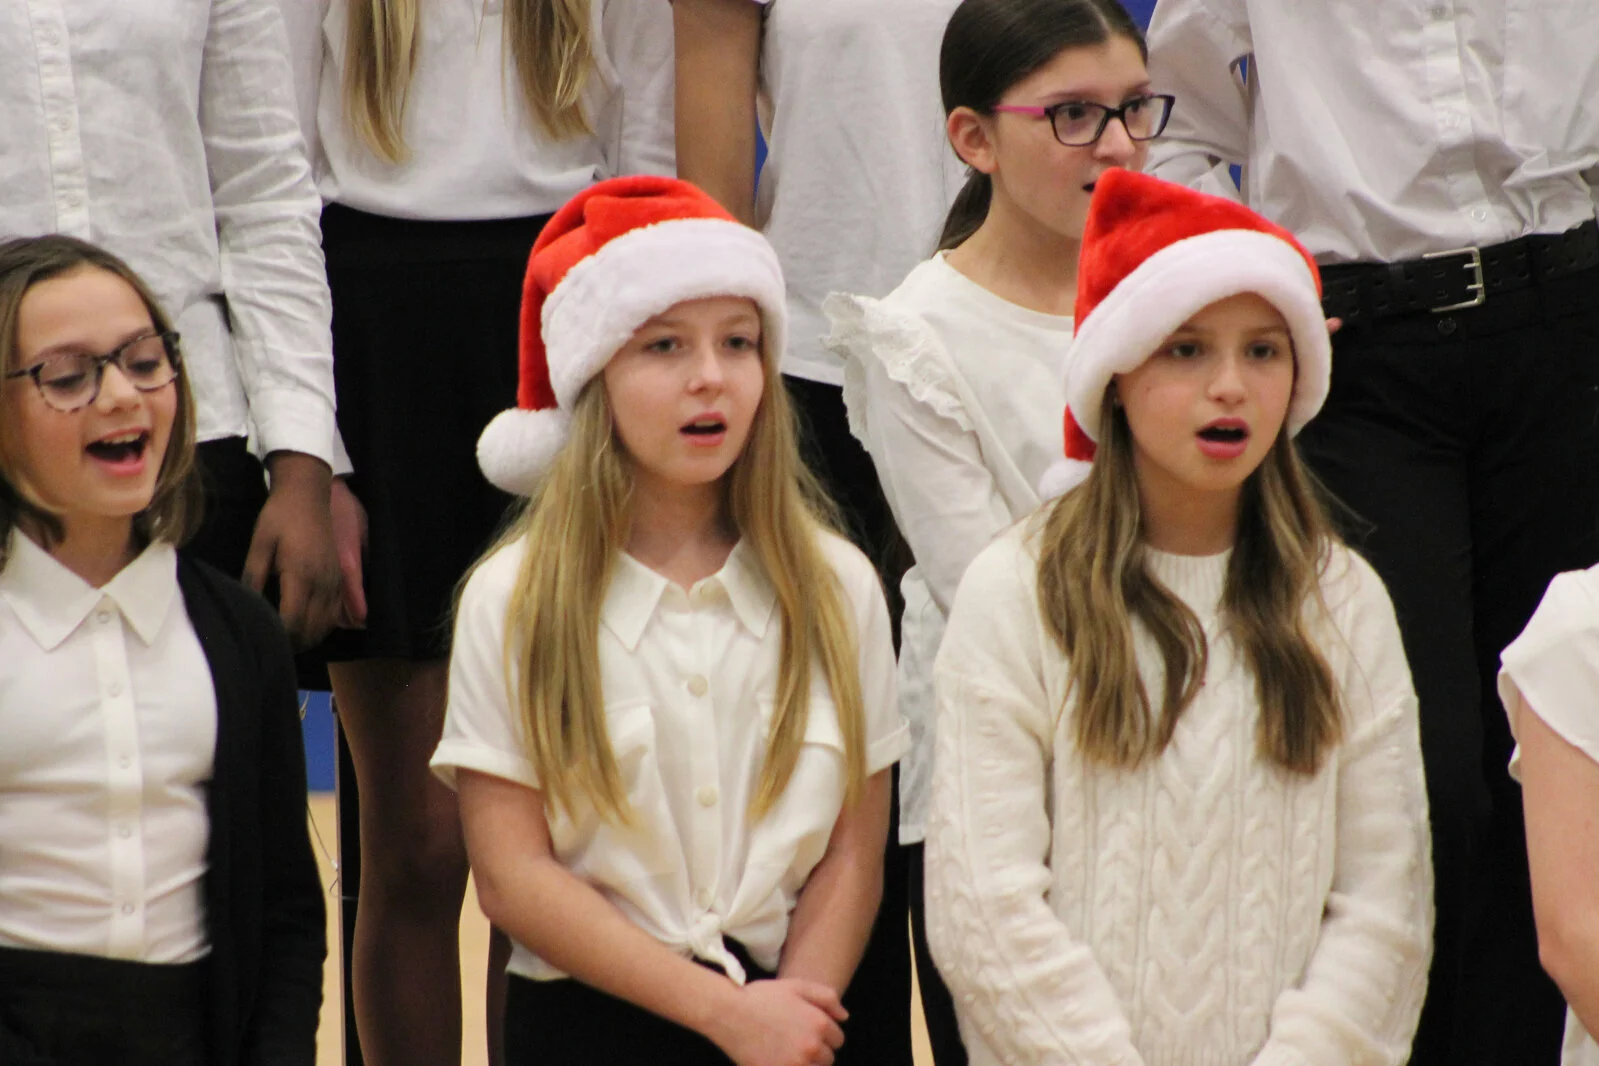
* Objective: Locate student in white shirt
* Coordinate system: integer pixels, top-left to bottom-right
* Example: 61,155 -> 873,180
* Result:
431,176 -> 908,1066
1144,3 -> 1599,1060
0,0 -> 348,653
671,5 -> 964,1055
925,169 -> 1433,1066
821,2 -> 1165,1058
277,3 -> 672,1061
0,236 -> 323,1066
1499,569 -> 1599,1066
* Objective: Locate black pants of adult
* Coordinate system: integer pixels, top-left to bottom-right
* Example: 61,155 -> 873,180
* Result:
0,946 -> 207,1066
1296,265 -> 1599,1066
186,436 -> 269,581
785,375 -> 915,1065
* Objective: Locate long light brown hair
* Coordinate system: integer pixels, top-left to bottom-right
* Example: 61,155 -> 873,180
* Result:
0,236 -> 201,571
344,0 -> 595,163
1036,398 -> 1344,775
471,332 -> 871,823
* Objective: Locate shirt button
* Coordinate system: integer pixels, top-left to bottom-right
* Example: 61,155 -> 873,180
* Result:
53,116 -> 72,134
687,675 -> 709,698
1471,206 -> 1488,221
1430,4 -> 1448,18
117,825 -> 133,839
696,785 -> 719,808
118,756 -> 132,769
121,903 -> 135,916
695,887 -> 713,909
108,681 -> 124,697
96,609 -> 112,624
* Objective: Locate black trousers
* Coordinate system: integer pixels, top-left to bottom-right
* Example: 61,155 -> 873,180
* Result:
504,941 -> 774,1065
1296,265 -> 1599,1066
908,843 -> 969,1066
784,375 -> 915,1065
0,947 -> 207,1066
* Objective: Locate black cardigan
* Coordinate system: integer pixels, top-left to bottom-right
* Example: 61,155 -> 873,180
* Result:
178,555 -> 325,1066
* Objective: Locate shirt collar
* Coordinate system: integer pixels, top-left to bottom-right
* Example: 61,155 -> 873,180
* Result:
602,541 -> 778,652
0,531 -> 179,650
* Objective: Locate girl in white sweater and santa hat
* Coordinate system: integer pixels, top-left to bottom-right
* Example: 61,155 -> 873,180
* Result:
924,169 -> 1435,1066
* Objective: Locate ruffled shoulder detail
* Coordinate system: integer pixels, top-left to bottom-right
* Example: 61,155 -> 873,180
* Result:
822,292 -> 975,446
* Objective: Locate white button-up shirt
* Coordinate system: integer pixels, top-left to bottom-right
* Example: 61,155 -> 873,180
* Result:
433,532 -> 909,983
0,533 -> 216,963
1145,0 -> 1599,263
279,0 -> 676,221
0,0 -> 336,463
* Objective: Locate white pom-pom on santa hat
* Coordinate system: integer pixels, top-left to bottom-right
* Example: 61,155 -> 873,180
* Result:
477,175 -> 788,495
1038,169 -> 1332,500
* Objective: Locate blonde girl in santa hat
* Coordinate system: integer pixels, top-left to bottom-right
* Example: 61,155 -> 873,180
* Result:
429,176 -> 909,1066
821,1 -> 1166,1058
923,169 -> 1434,1066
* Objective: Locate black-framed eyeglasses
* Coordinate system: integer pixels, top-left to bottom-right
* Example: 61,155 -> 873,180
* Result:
5,330 -> 182,413
992,93 -> 1176,147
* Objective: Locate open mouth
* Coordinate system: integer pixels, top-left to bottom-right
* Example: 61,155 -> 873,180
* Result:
680,416 -> 727,438
86,430 -> 150,464
1196,425 -> 1248,444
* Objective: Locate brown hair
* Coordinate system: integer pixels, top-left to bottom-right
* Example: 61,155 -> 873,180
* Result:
0,236 -> 202,569
344,0 -> 595,163
1035,400 -> 1345,775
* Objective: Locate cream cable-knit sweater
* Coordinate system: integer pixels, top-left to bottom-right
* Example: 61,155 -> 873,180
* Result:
926,525 -> 1433,1066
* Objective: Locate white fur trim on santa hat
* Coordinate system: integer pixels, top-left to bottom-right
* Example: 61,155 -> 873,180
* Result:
1065,229 -> 1331,444
477,407 -> 573,496
1038,456 -> 1094,500
542,218 -> 787,410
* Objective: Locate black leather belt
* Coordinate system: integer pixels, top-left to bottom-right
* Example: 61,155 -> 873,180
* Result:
1320,217 -> 1599,324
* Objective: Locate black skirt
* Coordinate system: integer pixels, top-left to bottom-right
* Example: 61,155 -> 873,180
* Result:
318,203 -> 552,661
0,946 -> 207,1066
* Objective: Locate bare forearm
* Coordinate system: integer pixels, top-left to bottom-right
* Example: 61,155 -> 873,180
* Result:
477,857 -> 739,1038
778,772 -> 893,992
672,0 -> 760,223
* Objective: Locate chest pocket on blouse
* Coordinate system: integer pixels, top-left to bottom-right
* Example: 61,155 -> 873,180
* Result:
554,701 -> 678,882
745,697 -> 850,883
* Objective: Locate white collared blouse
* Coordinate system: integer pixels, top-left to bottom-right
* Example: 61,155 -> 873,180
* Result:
433,531 -> 909,983
0,0 -> 336,463
0,533 -> 216,963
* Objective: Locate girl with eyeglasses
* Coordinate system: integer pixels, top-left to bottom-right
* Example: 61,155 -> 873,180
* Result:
431,176 -> 908,1066
0,234 -> 324,1066
820,2 -> 1169,1061
925,169 -> 1432,1066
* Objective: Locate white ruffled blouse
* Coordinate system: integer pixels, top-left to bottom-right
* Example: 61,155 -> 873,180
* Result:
825,252 -> 1074,842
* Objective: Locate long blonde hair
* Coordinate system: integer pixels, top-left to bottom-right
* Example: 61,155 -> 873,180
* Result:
344,0 -> 595,163
473,341 -> 871,823
1036,399 -> 1344,775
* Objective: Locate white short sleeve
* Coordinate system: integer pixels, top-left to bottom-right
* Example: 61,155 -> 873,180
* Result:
431,540 -> 541,792
820,535 -> 910,774
1499,566 -> 1599,779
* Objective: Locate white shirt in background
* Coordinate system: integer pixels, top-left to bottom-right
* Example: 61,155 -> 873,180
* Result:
825,253 -> 1073,843
1498,565 -> 1599,1066
927,527 -> 1433,1066
0,0 -> 336,463
281,0 -> 675,221
753,0 -> 967,384
0,534 -> 216,964
1145,0 -> 1599,263
432,532 -> 909,983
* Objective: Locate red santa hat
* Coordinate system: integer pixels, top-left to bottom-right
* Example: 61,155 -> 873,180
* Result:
1039,169 -> 1331,499
477,175 -> 788,495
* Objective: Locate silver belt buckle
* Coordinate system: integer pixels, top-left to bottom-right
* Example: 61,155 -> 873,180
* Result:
1422,246 -> 1486,312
